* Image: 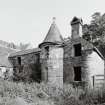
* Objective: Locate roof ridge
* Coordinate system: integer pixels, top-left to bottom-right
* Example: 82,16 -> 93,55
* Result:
9,48 -> 41,57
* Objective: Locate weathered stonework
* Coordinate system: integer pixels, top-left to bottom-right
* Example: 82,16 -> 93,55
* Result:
8,17 -> 105,89
40,44 -> 63,88
9,51 -> 41,82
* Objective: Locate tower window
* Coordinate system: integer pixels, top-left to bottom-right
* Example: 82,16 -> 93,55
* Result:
74,66 -> 81,81
45,46 -> 49,58
45,67 -> 48,82
17,57 -> 21,65
74,43 -> 81,56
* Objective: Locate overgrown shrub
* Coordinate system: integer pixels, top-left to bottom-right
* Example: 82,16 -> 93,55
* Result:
13,63 -> 41,82
0,79 -> 105,105
53,84 -> 85,105
80,87 -> 105,105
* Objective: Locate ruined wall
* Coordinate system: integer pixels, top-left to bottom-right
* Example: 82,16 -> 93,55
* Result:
63,38 -> 94,87
9,52 -> 41,82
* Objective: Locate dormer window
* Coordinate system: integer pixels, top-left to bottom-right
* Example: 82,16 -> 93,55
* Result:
74,43 -> 81,56
45,46 -> 49,58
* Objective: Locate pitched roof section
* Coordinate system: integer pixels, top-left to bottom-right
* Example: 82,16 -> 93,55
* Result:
43,18 -> 63,43
9,48 -> 41,57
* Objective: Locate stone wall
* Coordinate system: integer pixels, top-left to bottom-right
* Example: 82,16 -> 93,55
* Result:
40,45 -> 63,87
63,37 -> 94,87
8,37 -> 104,88
9,52 -> 41,82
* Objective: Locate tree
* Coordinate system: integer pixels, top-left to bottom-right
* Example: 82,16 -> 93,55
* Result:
83,12 -> 105,47
83,12 -> 105,57
19,43 -> 32,50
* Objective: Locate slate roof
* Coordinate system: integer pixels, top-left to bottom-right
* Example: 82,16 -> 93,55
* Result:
9,48 -> 41,57
42,20 -> 63,43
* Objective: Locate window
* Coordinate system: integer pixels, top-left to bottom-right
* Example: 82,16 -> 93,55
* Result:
35,53 -> 40,63
45,46 -> 49,58
17,57 -> 21,65
74,43 -> 81,56
74,66 -> 81,81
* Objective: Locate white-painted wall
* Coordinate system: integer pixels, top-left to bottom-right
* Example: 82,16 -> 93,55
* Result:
86,51 -> 104,88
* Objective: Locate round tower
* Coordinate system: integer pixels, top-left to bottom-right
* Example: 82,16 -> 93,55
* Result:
39,18 -> 64,88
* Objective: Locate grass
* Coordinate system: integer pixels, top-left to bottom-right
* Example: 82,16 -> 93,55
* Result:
0,79 -> 54,105
0,79 -> 105,105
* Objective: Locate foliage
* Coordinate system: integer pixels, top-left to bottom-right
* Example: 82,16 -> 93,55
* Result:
83,12 -> 105,57
0,80 -> 54,105
13,63 -> 41,82
83,12 -> 105,47
0,80 -> 105,105
79,87 -> 105,105
19,43 -> 32,50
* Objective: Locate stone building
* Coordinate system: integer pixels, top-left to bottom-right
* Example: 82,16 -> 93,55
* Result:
9,17 -> 105,88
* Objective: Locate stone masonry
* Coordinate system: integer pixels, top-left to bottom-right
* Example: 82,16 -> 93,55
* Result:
9,17 -> 105,88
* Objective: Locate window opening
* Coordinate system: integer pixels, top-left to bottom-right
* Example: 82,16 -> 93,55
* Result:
17,57 -> 21,65
74,43 -> 81,56
45,46 -> 49,58
74,66 -> 81,81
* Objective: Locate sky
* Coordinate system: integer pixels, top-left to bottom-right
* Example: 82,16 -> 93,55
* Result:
0,0 -> 105,48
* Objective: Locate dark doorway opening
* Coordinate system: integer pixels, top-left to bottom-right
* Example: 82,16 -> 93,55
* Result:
74,43 -> 81,56
74,66 -> 81,81
17,57 -> 21,65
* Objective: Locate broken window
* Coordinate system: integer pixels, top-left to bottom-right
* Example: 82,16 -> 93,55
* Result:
74,43 -> 81,56
74,66 -> 81,81
17,57 -> 21,65
45,46 -> 49,58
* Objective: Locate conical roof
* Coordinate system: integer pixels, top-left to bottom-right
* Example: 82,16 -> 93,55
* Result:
43,18 -> 63,43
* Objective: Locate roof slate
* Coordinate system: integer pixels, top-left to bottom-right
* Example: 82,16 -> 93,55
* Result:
43,22 -> 63,43
9,48 -> 41,57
